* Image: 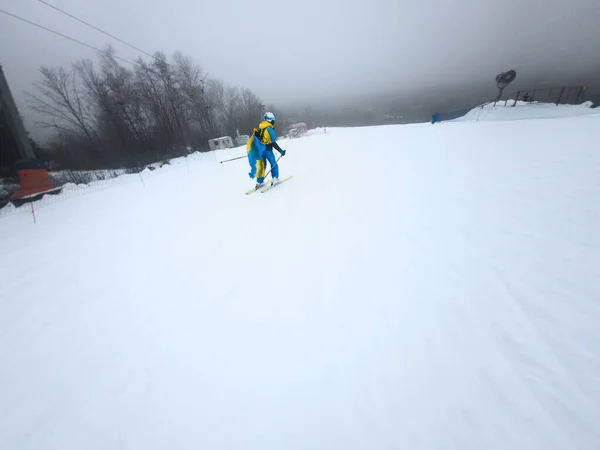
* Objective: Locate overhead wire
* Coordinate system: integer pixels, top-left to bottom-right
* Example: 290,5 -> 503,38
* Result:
36,0 -> 157,61
0,8 -> 160,73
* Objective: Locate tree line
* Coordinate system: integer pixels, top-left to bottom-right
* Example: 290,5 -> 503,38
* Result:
27,45 -> 463,173
28,46 -> 272,170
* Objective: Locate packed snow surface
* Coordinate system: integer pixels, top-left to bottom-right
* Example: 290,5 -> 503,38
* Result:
1,103 -> 600,449
456,99 -> 598,122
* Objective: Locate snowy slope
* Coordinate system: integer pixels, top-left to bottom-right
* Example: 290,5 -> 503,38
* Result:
1,109 -> 600,449
455,100 -> 600,122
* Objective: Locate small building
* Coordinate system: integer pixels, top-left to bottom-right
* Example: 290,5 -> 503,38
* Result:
236,135 -> 249,146
208,136 -> 234,151
287,122 -> 308,138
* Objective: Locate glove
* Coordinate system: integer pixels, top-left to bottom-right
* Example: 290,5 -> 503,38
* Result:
279,149 -> 286,156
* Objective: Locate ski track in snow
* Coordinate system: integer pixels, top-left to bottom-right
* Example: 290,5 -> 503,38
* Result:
1,108 -> 600,449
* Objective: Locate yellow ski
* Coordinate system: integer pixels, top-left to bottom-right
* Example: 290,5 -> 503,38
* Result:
260,175 -> 293,193
245,179 -> 273,195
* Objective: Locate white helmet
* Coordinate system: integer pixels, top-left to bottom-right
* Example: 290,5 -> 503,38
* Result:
264,112 -> 276,123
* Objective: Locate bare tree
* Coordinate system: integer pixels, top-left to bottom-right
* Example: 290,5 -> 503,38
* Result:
26,66 -> 96,142
173,53 -> 207,126
206,79 -> 227,136
27,47 -> 266,169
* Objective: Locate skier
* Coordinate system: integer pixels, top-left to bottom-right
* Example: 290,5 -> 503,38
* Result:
246,112 -> 286,189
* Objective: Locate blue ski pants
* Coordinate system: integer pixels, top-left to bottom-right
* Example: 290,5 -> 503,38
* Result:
257,150 -> 278,183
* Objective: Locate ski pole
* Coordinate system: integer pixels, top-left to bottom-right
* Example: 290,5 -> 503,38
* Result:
219,155 -> 246,164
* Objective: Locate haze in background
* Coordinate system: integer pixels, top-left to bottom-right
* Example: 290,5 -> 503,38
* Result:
1,0 -> 599,138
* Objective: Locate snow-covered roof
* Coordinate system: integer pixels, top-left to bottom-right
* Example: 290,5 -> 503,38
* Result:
209,136 -> 233,142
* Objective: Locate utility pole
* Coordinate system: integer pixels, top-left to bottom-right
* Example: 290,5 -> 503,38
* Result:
0,64 -> 35,160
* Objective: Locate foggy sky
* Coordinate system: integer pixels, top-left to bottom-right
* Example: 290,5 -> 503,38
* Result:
1,0 -> 600,139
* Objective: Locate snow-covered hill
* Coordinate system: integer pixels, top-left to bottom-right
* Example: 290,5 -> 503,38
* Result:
1,104 -> 600,449
455,100 -> 599,122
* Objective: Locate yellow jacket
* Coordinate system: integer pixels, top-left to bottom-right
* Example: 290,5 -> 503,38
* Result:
246,121 -> 275,154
